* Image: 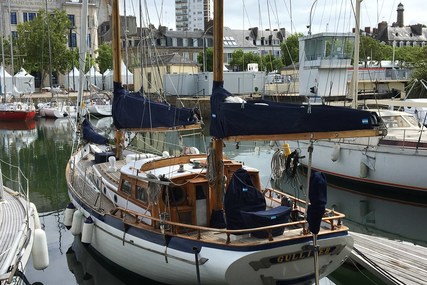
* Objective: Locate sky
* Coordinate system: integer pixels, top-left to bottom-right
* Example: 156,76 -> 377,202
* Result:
123,0 -> 427,35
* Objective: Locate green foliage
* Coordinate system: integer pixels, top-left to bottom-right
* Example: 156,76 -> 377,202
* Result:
15,9 -> 72,87
359,36 -> 392,61
261,54 -> 283,73
229,49 -> 261,71
95,43 -> 113,74
197,47 -> 213,72
280,33 -> 303,66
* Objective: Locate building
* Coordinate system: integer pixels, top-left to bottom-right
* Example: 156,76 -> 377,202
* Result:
374,3 -> 427,47
0,0 -> 99,87
175,0 -> 212,31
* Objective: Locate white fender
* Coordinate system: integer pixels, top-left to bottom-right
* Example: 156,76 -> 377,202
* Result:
331,145 -> 341,162
359,161 -> 369,178
81,217 -> 94,244
64,203 -> 76,230
71,210 -> 84,236
32,228 -> 49,270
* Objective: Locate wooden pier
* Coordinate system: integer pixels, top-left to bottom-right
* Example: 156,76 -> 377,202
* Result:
350,231 -> 427,285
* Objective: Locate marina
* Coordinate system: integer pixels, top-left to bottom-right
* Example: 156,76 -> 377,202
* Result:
0,0 -> 426,284
0,117 -> 423,284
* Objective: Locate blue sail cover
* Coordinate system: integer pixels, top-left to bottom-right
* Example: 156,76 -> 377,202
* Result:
210,81 -> 379,138
112,82 -> 199,129
82,119 -> 109,145
307,171 -> 327,235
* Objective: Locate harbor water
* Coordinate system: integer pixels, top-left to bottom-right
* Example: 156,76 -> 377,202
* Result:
1,117 -> 425,285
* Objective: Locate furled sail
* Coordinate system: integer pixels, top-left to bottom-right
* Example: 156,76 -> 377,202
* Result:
210,82 -> 381,139
112,82 -> 199,130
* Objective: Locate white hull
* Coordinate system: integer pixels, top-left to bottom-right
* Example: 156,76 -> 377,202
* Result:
87,104 -> 112,116
66,144 -> 354,285
68,194 -> 352,285
287,110 -> 427,206
39,105 -> 77,118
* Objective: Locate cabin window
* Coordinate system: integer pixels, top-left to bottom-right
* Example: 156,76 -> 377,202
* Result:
121,180 -> 132,196
136,185 -> 148,203
163,186 -> 186,206
195,185 -> 207,200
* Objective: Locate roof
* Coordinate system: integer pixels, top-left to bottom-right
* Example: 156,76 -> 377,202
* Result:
144,53 -> 198,67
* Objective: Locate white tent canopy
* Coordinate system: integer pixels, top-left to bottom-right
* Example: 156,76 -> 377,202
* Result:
103,61 -> 133,91
14,68 -> 35,94
0,65 -> 13,95
65,67 -> 80,91
85,66 -> 103,90
103,69 -> 112,90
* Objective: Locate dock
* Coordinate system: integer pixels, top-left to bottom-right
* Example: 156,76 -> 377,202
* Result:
350,231 -> 427,285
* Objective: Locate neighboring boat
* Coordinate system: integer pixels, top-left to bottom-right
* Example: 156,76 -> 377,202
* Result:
65,1 -> 384,284
0,159 -> 49,284
287,108 -> 427,207
85,90 -> 112,117
38,100 -> 78,118
0,101 -> 36,121
284,2 -> 427,207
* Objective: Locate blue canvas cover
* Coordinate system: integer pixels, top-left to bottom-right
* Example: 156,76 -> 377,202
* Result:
82,119 -> 109,145
210,81 -> 380,138
307,171 -> 327,234
241,205 -> 292,238
224,168 -> 266,231
112,82 -> 199,129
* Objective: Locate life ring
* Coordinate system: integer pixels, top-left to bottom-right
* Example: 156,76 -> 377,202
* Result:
17,104 -> 22,110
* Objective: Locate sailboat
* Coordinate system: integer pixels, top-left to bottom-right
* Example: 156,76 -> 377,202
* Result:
285,1 -> 427,207
65,1 -> 384,284
0,159 -> 49,284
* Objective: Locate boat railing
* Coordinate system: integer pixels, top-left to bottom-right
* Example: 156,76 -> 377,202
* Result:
0,158 -> 30,217
110,189 -> 346,245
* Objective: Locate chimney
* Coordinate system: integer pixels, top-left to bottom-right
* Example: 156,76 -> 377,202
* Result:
397,3 -> 404,27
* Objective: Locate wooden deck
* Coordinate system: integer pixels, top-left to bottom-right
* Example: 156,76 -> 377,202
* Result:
0,188 -> 30,282
350,231 -> 427,285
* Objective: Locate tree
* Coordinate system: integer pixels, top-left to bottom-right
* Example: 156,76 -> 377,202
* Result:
280,33 -> 303,66
359,36 -> 392,62
95,43 -> 113,74
261,54 -> 283,73
228,49 -> 260,71
15,9 -> 72,87
197,47 -> 213,72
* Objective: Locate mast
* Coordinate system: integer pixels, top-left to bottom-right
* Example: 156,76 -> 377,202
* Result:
112,0 -> 123,159
212,0 -> 224,211
76,0 -> 88,121
351,0 -> 362,109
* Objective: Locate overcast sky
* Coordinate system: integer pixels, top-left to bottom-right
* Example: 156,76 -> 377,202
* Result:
123,0 -> 426,35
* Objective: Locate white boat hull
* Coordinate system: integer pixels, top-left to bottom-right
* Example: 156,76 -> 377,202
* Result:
287,139 -> 427,206
87,104 -> 112,116
68,191 -> 352,285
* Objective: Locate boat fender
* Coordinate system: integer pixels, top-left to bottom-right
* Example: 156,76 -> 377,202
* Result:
17,104 -> 22,110
359,161 -> 369,178
71,210 -> 84,236
162,151 -> 170,158
107,156 -> 117,172
30,202 -> 42,229
331,145 -> 341,162
283,143 -> 291,157
32,228 -> 49,270
81,217 -> 94,245
64,203 -> 76,230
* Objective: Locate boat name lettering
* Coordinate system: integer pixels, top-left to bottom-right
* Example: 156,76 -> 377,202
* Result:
249,245 -> 342,271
